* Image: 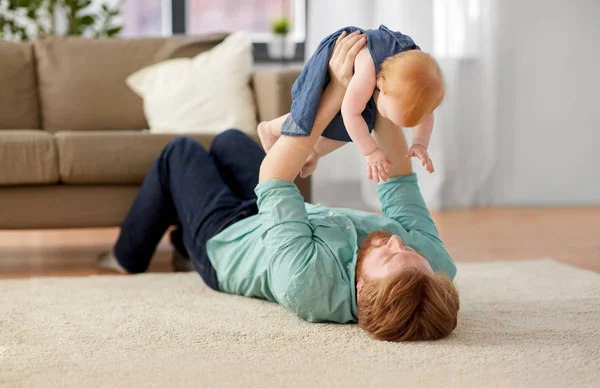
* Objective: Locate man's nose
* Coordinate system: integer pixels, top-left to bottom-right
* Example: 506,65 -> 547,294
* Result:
388,235 -> 404,249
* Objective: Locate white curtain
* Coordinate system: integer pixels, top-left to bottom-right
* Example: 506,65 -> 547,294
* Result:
308,0 -> 501,211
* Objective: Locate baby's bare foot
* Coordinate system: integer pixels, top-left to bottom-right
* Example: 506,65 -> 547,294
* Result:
257,121 -> 278,153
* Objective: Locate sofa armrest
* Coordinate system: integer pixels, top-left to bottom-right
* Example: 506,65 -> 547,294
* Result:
251,68 -> 311,203
252,69 -> 301,122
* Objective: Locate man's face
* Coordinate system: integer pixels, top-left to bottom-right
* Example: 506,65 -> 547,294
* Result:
356,231 -> 433,296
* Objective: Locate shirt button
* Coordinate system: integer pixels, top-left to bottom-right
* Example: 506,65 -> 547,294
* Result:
346,265 -> 350,270
329,211 -> 335,216
346,225 -> 351,230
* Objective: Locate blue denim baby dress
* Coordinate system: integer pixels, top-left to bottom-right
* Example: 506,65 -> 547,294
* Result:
281,25 -> 420,142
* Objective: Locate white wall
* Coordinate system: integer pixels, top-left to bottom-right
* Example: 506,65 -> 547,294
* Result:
491,0 -> 600,205
306,0 -> 374,188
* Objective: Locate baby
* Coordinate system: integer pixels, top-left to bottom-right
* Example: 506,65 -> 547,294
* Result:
258,25 -> 445,182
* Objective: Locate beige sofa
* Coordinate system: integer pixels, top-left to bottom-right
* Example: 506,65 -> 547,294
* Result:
0,35 -> 306,229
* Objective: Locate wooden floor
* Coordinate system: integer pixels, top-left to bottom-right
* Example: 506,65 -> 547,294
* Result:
0,207 -> 598,279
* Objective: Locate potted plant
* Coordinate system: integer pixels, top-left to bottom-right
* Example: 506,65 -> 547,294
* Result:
267,16 -> 296,60
0,0 -> 122,41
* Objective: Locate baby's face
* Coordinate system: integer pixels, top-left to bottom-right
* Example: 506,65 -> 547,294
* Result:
376,93 -> 409,128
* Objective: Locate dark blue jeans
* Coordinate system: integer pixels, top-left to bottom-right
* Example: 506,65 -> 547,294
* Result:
113,129 -> 265,290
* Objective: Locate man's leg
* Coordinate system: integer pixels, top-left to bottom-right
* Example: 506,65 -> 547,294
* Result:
169,129 -> 265,270
169,225 -> 193,272
113,137 -> 254,288
209,129 -> 266,200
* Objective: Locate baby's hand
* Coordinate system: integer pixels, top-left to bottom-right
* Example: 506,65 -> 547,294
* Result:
300,151 -> 319,178
405,144 -> 434,173
365,148 -> 393,183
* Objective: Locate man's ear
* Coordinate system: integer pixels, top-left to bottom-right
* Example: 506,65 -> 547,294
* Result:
356,279 -> 364,299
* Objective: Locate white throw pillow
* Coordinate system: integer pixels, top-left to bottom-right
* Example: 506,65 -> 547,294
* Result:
126,32 -> 257,135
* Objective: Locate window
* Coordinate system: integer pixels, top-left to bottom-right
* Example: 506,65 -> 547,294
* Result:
433,0 -> 480,59
120,0 -> 168,38
188,0 -> 305,43
118,0 -> 306,61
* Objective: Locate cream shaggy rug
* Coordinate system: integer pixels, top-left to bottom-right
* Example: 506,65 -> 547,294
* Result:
1,259 -> 599,388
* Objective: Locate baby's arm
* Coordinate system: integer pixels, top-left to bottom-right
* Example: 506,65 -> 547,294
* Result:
412,112 -> 434,149
341,48 -> 390,182
341,48 -> 377,155
406,112 -> 435,173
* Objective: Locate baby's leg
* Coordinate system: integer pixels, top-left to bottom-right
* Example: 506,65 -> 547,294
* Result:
257,113 -> 289,153
314,136 -> 346,158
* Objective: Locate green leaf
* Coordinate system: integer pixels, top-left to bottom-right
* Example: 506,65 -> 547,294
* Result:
28,0 -> 44,9
64,0 -> 77,10
106,25 -> 122,36
79,15 -> 95,26
7,0 -> 17,11
15,0 -> 30,8
271,17 -> 291,35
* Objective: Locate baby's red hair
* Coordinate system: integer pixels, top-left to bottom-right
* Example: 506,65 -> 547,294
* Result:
378,50 -> 445,127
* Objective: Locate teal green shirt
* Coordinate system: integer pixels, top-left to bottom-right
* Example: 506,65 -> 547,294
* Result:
206,173 -> 456,324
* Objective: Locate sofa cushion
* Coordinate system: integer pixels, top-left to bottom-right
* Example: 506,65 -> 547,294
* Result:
0,130 -> 59,185
55,131 -> 249,184
33,36 -> 226,132
0,42 -> 40,129
126,32 -> 257,135
0,185 -> 140,229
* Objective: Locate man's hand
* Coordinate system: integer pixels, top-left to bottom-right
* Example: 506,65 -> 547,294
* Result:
329,30 -> 366,89
365,148 -> 393,182
405,144 -> 434,173
300,151 -> 320,178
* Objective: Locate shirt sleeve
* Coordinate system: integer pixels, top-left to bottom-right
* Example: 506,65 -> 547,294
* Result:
255,179 -> 312,246
377,174 -> 457,279
377,174 -> 438,236
255,180 -> 353,323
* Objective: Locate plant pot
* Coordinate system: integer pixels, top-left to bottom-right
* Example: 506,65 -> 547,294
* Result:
267,34 -> 297,60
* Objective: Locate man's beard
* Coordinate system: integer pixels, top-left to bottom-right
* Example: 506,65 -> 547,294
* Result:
356,230 -> 393,283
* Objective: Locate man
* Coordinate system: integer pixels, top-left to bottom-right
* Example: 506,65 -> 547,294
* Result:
99,31 -> 459,342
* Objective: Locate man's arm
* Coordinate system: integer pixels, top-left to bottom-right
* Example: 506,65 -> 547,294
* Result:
373,110 -> 455,278
259,83 -> 346,183
256,31 -> 367,320
371,111 -> 435,233
372,109 -> 413,178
